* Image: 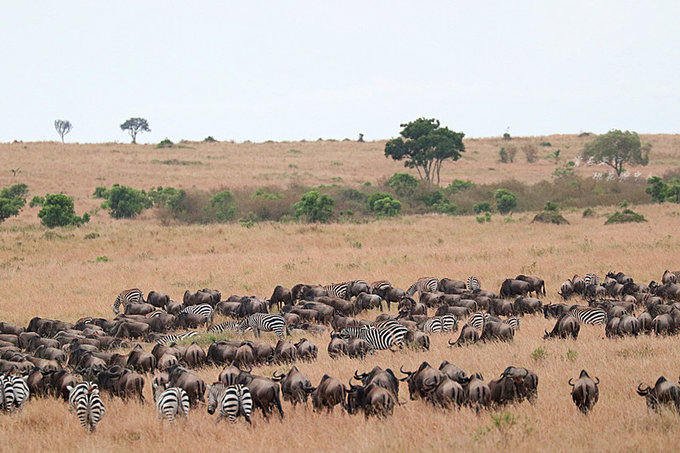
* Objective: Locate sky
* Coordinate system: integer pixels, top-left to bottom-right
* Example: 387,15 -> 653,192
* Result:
1,1 -> 678,143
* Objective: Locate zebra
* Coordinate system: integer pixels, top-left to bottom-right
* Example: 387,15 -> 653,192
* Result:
370,280 -> 392,293
208,321 -> 250,334
323,282 -> 349,300
569,307 -> 606,325
406,277 -> 439,297
239,313 -> 286,339
156,331 -> 198,345
503,317 -> 521,331
153,385 -> 190,422
68,382 -> 105,432
584,273 -> 599,287
208,383 -> 253,424
7,375 -> 29,411
466,276 -> 481,292
421,315 -> 458,333
1,375 -> 15,412
179,303 -> 214,322
112,288 -> 144,315
467,312 -> 490,329
340,324 -> 404,351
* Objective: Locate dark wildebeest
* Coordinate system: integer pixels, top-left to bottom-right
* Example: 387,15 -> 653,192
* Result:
513,297 -> 543,316
272,366 -> 315,406
637,376 -> 680,412
127,344 -> 157,373
399,362 -> 443,400
295,338 -> 318,362
480,320 -> 514,343
465,373 -> 490,412
353,367 -> 399,399
274,339 -> 297,364
501,366 -> 538,403
405,330 -> 430,351
269,285 -> 292,311
146,291 -> 170,309
569,369 -> 599,414
355,293 -> 383,312
327,334 -> 348,359
237,371 -> 284,419
166,365 -> 206,407
184,342 -> 207,368
558,280 -> 575,300
499,279 -> 531,299
347,337 -> 372,359
422,375 -> 465,408
544,313 -> 580,339
345,382 -> 395,418
311,375 -> 346,413
439,361 -> 469,384
515,275 -> 546,297
448,324 -> 480,347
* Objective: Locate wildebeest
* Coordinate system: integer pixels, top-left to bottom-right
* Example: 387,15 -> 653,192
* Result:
127,344 -> 157,373
465,373 -> 490,412
515,275 -> 546,297
269,285 -> 292,311
295,338 -> 318,362
184,342 -> 207,368
544,313 -> 580,339
405,330 -> 430,351
399,362 -> 443,400
480,320 -> 514,343
513,297 -> 543,315
558,280 -> 575,300
347,337 -> 372,359
272,366 -> 315,406
97,366 -> 145,402
237,372 -> 284,419
448,324 -> 480,347
569,369 -> 599,414
311,375 -> 346,413
345,382 -> 395,418
165,365 -> 206,407
353,367 -> 399,399
327,334 -> 348,359
637,376 -> 680,412
499,279 -> 531,299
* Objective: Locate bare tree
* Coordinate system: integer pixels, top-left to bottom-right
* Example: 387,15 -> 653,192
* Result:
54,120 -> 73,143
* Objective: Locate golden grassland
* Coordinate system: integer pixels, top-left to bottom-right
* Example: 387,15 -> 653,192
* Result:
1,136 -> 680,452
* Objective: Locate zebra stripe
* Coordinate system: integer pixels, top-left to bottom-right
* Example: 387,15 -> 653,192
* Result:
340,324 -> 404,351
370,280 -> 392,293
8,375 -> 29,410
503,317 -> 521,331
208,321 -> 248,334
240,313 -> 286,340
155,387 -> 190,422
407,277 -> 439,297
1,375 -> 15,412
570,307 -> 606,325
209,383 -> 253,423
112,288 -> 144,315
69,382 -> 105,432
584,273 -> 599,287
156,331 -> 198,345
466,276 -> 481,292
179,304 -> 214,322
422,315 -> 458,333
323,283 -> 349,300
467,312 -> 490,329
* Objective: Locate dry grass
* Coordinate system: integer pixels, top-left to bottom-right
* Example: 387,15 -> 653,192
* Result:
1,137 -> 680,451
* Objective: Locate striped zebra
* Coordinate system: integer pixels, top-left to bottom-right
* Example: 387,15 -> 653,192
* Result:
370,280 -> 392,293
239,313 -> 286,339
407,277 -> 439,297
156,331 -> 198,345
154,385 -> 190,422
503,317 -> 521,331
208,321 -> 249,334
584,273 -> 599,287
179,304 -> 214,322
112,288 -> 144,315
341,323 -> 406,351
208,383 -> 253,424
466,276 -> 481,292
68,382 -> 105,432
1,375 -> 15,412
371,319 -> 408,343
569,307 -> 606,325
323,282 -> 349,300
8,375 -> 29,411
421,315 -> 458,333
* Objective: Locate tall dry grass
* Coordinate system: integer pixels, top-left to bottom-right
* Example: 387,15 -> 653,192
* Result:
1,137 -> 680,451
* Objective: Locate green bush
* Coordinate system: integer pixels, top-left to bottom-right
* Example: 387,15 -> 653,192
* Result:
253,188 -> 284,200
386,173 -> 419,197
605,209 -> 646,225
294,190 -> 334,223
420,190 -> 456,215
476,212 -> 491,223
646,176 -> 680,203
204,136 -> 217,142
100,184 -> 152,219
156,138 -> 174,149
544,202 -> 559,212
445,179 -> 475,194
473,201 -> 493,214
368,193 -> 402,217
33,193 -> 89,228
494,189 -> 517,214
582,207 -> 596,217
93,186 -> 108,198
539,142 -> 552,147
0,183 -> 29,223
210,190 -> 237,222
147,186 -> 184,208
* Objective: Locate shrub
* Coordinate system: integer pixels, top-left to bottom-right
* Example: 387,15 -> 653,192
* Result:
421,190 -> 456,215
494,189 -> 517,214
605,209 -> 646,225
445,179 -> 475,194
503,132 -> 512,141
539,142 -> 552,147
204,136 -> 217,142
147,186 -> 184,208
582,207 -> 596,217
210,190 -> 237,222
100,184 -> 152,219
646,176 -> 680,203
367,192 -> 393,211
294,190 -> 334,223
499,147 -> 509,163
0,183 -> 29,223
476,212 -> 491,223
156,138 -> 174,149
473,201 -> 493,214
544,202 -> 559,212
386,173 -> 419,197
371,195 -> 402,217
253,188 -> 284,200
93,186 -> 108,198
33,193 -> 89,228
552,161 -> 575,178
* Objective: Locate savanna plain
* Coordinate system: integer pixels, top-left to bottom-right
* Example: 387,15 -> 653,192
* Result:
1,135 -> 680,453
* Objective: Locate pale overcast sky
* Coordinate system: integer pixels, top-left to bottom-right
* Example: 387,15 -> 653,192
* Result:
1,1 -> 678,143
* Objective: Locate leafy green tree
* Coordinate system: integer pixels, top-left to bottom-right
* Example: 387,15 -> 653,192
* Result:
0,183 -> 29,223
581,129 -> 650,176
384,118 -> 465,185
294,190 -> 334,223
646,176 -> 680,203
494,189 -> 517,214
33,193 -> 89,228
210,190 -> 237,221
367,192 -> 402,217
101,184 -> 152,218
120,117 -> 150,144
385,173 -> 419,197
473,201 -> 492,214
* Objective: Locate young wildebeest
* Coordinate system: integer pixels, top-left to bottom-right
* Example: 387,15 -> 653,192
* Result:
569,369 -> 599,414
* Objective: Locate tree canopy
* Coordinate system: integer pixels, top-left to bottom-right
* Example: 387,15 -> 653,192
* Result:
120,117 -> 150,144
581,129 -> 650,176
54,120 -> 72,143
384,118 -> 465,185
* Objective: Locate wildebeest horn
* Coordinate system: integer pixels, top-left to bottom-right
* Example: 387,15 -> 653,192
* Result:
348,379 -> 358,391
594,377 -> 600,385
636,384 -> 649,395
544,329 -> 549,336
568,378 -> 574,387
399,366 -> 412,376
448,339 -> 456,347
354,370 -> 364,380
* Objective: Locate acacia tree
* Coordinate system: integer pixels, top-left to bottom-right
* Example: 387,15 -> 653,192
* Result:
54,120 -> 72,143
120,117 -> 150,144
384,118 -> 465,185
581,129 -> 650,176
